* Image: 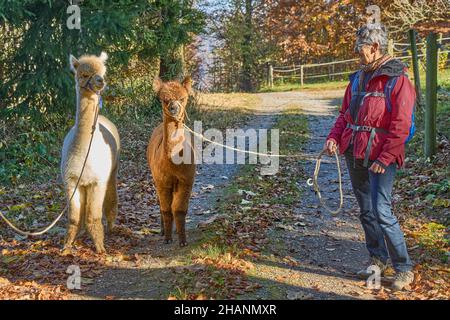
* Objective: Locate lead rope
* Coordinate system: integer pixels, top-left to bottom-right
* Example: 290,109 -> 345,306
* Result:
0,93 -> 101,236
183,124 -> 344,215
183,124 -> 318,161
307,149 -> 343,215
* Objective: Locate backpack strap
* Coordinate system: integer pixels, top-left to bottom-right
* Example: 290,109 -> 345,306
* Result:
347,124 -> 388,167
350,70 -> 365,97
384,76 -> 399,112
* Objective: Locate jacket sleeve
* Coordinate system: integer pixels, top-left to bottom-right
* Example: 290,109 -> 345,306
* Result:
327,83 -> 351,144
376,75 -> 416,167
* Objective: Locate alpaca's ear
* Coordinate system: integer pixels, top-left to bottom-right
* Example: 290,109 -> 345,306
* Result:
69,54 -> 79,73
182,76 -> 193,95
153,77 -> 163,94
99,51 -> 108,63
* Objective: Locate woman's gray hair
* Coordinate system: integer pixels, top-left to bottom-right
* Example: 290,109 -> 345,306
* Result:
355,24 -> 388,53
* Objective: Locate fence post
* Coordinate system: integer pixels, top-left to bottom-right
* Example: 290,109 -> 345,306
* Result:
388,39 -> 394,56
269,64 -> 274,89
425,33 -> 438,158
300,65 -> 304,86
409,29 -> 422,107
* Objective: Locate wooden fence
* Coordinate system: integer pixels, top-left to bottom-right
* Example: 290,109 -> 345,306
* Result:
267,37 -> 450,87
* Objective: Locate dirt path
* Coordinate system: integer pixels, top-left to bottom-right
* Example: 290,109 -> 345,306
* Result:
293,95 -> 376,300
242,90 -> 377,300
188,97 -> 281,229
69,89 -> 377,300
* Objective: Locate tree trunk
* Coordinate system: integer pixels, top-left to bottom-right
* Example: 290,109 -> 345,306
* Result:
240,0 -> 254,92
409,29 -> 422,108
425,33 -> 438,158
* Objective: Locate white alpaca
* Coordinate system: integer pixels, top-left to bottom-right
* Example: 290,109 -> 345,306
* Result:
61,52 -> 120,254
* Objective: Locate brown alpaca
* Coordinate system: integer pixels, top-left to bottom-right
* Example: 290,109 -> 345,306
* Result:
147,76 -> 195,246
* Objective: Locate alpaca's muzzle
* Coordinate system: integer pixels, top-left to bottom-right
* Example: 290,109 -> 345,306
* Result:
168,101 -> 182,116
94,75 -> 106,90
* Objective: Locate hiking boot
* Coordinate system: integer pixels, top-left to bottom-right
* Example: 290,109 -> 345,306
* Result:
356,257 -> 388,279
392,271 -> 414,291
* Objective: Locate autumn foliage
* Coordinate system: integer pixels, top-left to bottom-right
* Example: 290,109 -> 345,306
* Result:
209,0 -> 448,91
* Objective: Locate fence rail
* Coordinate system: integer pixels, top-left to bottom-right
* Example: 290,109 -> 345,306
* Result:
268,37 -> 450,87
273,58 -> 360,72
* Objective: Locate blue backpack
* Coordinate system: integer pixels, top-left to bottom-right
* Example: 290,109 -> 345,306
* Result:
350,70 -> 416,143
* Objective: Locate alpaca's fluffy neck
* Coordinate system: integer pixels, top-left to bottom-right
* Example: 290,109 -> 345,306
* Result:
74,81 -> 100,142
162,115 -> 185,159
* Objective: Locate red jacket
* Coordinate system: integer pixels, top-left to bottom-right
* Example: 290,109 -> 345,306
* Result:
327,59 -> 416,168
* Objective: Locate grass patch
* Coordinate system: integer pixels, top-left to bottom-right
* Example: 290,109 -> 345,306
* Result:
411,222 -> 449,263
259,80 -> 348,93
187,92 -> 261,131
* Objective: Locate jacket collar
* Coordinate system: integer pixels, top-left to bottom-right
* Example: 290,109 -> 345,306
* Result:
349,59 -> 406,83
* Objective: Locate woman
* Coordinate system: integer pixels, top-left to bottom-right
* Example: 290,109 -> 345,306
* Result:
324,24 -> 415,290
